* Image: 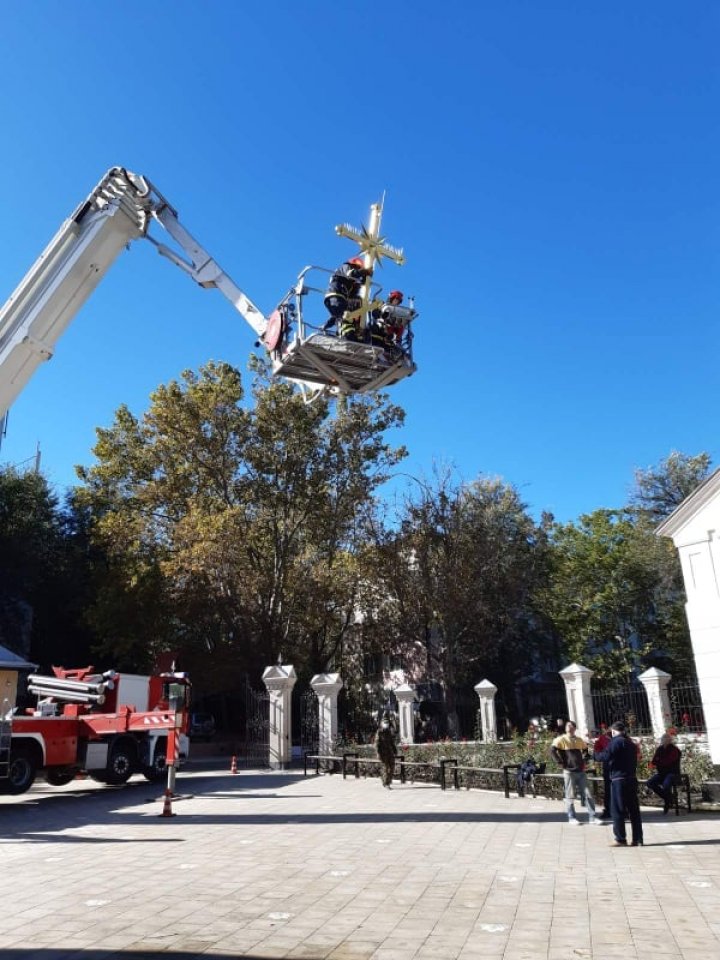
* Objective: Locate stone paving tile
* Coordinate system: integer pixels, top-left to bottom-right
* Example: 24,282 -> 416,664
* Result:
1,765 -> 719,960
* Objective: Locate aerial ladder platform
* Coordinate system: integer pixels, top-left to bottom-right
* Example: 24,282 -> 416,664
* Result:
0,167 -> 417,417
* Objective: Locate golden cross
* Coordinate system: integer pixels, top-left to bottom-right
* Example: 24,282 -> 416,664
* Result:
334,198 -> 405,329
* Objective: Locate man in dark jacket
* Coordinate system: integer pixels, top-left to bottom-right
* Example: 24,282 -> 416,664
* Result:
593,721 -> 643,847
592,726 -> 613,819
648,733 -> 681,814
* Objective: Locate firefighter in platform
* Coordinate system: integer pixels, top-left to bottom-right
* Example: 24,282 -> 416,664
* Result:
375,712 -> 397,788
369,289 -> 407,353
323,257 -> 372,341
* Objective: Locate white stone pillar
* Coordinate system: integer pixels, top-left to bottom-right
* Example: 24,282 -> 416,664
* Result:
262,664 -> 297,769
394,683 -> 417,744
310,672 -> 343,755
559,663 -> 595,737
638,667 -> 672,740
474,679 -> 498,742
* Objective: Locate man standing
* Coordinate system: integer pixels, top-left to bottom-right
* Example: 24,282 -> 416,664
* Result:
550,720 -> 602,825
592,725 -> 613,820
593,721 -> 644,847
375,713 -> 397,789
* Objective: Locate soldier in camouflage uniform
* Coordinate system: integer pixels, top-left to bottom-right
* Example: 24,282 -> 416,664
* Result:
375,713 -> 397,789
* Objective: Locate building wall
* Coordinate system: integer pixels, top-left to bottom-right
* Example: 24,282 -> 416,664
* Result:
660,485 -> 720,769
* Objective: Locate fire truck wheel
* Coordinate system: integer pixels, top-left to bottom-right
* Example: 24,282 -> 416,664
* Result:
46,767 -> 76,786
104,741 -> 136,785
143,739 -> 168,782
4,750 -> 37,794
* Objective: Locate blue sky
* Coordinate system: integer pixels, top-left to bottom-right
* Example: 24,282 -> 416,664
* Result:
0,1 -> 717,522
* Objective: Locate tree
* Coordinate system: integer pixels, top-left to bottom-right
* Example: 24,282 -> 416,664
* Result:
74,360 -> 406,688
369,471 -> 550,731
626,450 -> 711,678
541,508 -> 692,682
0,467 -> 94,667
630,451 -> 712,522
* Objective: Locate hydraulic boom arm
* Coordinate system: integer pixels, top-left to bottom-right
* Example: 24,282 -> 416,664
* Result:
0,167 -> 268,418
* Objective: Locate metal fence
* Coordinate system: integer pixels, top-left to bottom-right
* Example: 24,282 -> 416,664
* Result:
668,680 -> 706,733
591,684 -> 652,735
337,687 -> 392,745
515,680 -> 569,732
299,687 -> 319,753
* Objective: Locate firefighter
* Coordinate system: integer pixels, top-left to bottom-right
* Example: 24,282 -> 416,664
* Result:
375,712 -> 397,788
369,290 -> 406,351
323,257 -> 372,341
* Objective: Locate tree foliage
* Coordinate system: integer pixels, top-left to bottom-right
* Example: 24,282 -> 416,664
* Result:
630,451 -> 711,522
74,360 -> 406,687
540,506 -> 695,683
1,377 -> 705,709
0,467 -> 94,667
367,471 -> 551,725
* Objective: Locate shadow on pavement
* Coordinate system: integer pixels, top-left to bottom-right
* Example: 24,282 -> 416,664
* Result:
1,767 -> 716,834
0,952 -> 281,960
6,834 -> 185,844
647,838 -> 720,846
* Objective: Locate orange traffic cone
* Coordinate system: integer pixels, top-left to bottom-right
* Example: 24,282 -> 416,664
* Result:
159,788 -> 175,818
230,755 -> 238,775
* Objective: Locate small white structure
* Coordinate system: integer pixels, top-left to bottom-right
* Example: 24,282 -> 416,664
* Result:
262,663 -> 297,769
638,667 -> 673,739
657,469 -> 720,768
310,672 -> 343,755
394,683 -> 417,744
559,663 -> 596,737
474,679 -> 498,742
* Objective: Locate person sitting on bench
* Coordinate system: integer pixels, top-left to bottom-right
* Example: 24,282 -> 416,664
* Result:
647,732 -> 682,814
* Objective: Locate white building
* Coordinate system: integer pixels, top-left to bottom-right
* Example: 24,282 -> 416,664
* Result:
657,469 -> 720,772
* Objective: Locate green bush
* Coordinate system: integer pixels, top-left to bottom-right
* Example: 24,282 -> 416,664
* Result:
334,729 -> 714,794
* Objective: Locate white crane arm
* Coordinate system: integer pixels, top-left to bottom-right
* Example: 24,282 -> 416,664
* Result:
0,167 -> 267,418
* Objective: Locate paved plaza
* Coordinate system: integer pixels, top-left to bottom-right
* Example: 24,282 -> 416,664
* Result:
1,763 -> 719,960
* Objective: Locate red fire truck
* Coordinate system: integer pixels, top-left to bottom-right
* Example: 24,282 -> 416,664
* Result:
0,666 -> 190,795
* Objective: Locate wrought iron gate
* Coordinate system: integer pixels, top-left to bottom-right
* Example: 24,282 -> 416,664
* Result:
300,688 -> 319,754
243,679 -> 270,768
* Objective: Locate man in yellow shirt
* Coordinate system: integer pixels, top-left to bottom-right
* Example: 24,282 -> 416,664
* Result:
550,720 -> 603,825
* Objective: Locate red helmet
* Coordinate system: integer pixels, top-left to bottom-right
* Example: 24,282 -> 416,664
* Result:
388,290 -> 404,302
347,257 -> 365,267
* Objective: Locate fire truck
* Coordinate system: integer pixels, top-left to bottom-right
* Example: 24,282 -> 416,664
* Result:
0,665 -> 190,795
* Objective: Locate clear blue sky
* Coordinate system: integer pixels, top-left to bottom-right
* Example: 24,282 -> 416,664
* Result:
0,1 -> 717,522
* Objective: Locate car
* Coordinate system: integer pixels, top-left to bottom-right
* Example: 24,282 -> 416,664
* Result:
189,711 -> 216,740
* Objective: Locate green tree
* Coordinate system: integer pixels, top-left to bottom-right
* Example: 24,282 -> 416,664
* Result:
369,472 -> 550,731
630,451 -> 712,522
626,450 -> 711,678
0,467 -> 94,667
75,360 -> 406,688
541,508 -> 686,682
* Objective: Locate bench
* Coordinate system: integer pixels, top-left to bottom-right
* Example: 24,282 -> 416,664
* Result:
502,763 -> 692,814
639,774 -> 692,815
303,752 -> 460,789
303,753 -> 692,814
